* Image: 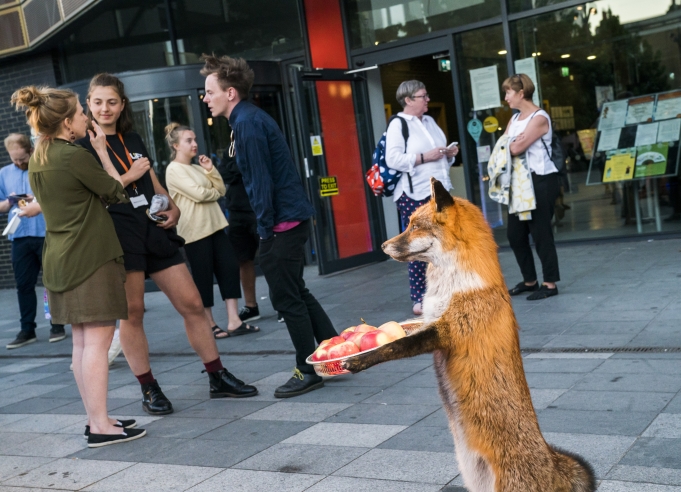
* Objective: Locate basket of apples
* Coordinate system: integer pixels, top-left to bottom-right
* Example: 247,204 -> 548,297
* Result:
305,320 -> 415,377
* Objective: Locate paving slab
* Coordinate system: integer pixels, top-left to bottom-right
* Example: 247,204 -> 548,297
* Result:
306,476 -> 443,492
81,462 -> 222,491
324,403 -> 441,426
184,468 -> 323,492
0,456 -> 55,482
619,437 -> 681,469
242,402 -> 352,422
283,422 -> 407,448
607,465 -> 681,486
3,458 -> 133,490
642,413 -> 681,438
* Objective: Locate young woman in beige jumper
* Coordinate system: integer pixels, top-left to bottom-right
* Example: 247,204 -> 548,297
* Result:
164,123 -> 259,338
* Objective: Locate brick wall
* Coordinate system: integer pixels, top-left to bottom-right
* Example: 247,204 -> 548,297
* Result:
0,54 -> 57,289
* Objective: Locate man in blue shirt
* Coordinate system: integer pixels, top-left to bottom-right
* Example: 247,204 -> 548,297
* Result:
202,55 -> 337,397
1,134 -> 65,349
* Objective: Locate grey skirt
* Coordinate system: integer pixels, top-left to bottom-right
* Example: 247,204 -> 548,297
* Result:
47,259 -> 128,325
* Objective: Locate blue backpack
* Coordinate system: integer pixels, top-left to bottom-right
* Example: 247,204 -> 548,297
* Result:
366,115 -> 413,197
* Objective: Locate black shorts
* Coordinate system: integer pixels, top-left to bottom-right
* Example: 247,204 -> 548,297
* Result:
123,250 -> 185,275
228,212 -> 259,263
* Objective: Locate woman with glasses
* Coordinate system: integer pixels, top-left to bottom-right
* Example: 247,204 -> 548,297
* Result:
385,79 -> 458,315
502,73 -> 561,300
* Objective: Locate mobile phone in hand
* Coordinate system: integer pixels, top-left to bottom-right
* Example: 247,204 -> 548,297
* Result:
447,142 -> 458,149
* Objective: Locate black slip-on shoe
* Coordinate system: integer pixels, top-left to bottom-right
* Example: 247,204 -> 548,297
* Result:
274,369 -> 324,398
141,381 -> 174,415
87,428 -> 146,448
49,325 -> 66,343
527,285 -> 559,300
84,419 -> 137,439
204,369 -> 258,398
508,282 -> 540,296
6,331 -> 37,349
238,304 -> 261,322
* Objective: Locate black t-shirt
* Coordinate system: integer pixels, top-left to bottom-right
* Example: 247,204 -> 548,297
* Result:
75,132 -> 155,255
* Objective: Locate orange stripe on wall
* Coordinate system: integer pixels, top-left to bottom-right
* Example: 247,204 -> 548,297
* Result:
304,0 -> 373,258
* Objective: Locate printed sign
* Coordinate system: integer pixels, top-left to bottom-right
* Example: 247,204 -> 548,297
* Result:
467,118 -> 483,144
310,136 -> 323,156
469,65 -> 501,111
602,148 -> 635,183
635,143 -> 668,178
319,176 -> 339,197
483,116 -> 499,133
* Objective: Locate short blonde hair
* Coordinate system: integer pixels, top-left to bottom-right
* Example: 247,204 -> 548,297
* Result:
3,133 -> 32,153
501,74 -> 535,101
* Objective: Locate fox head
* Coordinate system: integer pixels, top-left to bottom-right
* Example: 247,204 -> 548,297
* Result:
382,178 -> 504,289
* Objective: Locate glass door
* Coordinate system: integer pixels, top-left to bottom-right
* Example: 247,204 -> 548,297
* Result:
293,68 -> 387,275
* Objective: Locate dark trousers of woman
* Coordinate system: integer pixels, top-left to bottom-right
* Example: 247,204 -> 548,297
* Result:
184,229 -> 241,307
258,220 -> 336,374
507,172 -> 561,284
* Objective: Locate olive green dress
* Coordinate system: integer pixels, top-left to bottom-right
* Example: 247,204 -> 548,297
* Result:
29,139 -> 130,325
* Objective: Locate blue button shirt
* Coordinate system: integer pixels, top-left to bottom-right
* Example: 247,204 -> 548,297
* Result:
0,163 -> 46,241
229,100 -> 315,239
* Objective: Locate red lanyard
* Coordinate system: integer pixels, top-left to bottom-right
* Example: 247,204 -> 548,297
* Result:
105,133 -> 138,192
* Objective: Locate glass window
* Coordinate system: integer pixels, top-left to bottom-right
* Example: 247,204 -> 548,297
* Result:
345,0 -> 501,50
454,24 -> 510,225
171,0 -> 304,63
507,0 -> 681,241
59,1 -> 171,82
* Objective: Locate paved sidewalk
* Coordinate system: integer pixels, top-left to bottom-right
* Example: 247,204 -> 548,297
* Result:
0,238 -> 681,491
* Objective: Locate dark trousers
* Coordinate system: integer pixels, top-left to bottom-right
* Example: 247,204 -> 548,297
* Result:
259,221 -> 337,373
11,236 -> 44,333
184,229 -> 241,308
507,172 -> 561,284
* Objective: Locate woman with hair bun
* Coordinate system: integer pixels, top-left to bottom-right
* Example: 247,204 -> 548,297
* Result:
76,74 -> 257,417
164,122 -> 258,338
12,85 -> 146,447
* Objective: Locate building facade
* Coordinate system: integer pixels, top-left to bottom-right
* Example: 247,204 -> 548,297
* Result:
1,0 -> 680,286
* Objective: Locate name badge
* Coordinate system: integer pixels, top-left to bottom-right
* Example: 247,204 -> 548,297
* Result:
130,194 -> 149,208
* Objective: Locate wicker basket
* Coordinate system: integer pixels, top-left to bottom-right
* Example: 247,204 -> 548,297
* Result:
306,321 -> 421,378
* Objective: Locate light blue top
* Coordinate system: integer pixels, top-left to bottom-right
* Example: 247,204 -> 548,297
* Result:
0,163 -> 46,240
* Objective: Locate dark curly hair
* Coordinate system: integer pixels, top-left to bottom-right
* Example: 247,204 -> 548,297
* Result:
200,53 -> 255,100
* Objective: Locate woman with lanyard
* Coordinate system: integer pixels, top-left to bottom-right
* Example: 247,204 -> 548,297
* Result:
385,79 -> 458,315
76,73 -> 257,417
502,73 -> 560,300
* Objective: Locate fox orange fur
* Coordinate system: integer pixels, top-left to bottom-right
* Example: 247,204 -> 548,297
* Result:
343,178 -> 595,492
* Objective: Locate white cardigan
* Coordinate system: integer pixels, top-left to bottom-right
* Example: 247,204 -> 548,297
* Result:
384,112 -> 454,202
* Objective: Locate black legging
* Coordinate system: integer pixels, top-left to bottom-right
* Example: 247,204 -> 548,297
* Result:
507,172 -> 561,284
183,229 -> 241,307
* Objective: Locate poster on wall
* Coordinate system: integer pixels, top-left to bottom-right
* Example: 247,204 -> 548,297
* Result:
598,100 -> 628,131
634,143 -> 669,178
654,90 -> 681,121
469,65 -> 501,111
577,129 -> 597,159
658,119 -> 681,143
626,95 -> 655,125
595,86 -> 614,110
596,128 -> 621,152
602,148 -> 636,182
634,122 -> 659,147
513,57 -> 540,106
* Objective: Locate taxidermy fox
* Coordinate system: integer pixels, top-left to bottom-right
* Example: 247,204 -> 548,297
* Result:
343,178 -> 595,492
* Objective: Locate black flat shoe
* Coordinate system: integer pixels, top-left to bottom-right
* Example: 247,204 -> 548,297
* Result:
204,368 -> 258,398
84,419 -> 137,439
527,285 -> 559,300
274,369 -> 324,398
141,381 -> 174,415
508,282 -> 539,296
87,428 -> 146,448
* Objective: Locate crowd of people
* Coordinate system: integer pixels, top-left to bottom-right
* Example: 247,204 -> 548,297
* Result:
1,57 -> 560,448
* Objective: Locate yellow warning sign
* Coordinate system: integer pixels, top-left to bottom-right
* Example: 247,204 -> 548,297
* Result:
310,135 -> 323,156
319,176 -> 339,197
483,116 -> 499,133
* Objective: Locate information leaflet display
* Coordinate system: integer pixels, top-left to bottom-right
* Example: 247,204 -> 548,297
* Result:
586,90 -> 681,185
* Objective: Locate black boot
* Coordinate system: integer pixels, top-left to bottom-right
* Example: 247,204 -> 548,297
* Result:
141,381 -> 174,415
204,369 -> 258,398
274,369 -> 324,398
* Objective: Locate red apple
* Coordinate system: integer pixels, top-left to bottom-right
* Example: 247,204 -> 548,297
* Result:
319,336 -> 345,350
378,321 -> 406,340
327,341 -> 360,359
311,347 -> 328,362
355,324 -> 377,333
340,327 -> 356,340
360,331 -> 392,351
346,331 -> 366,348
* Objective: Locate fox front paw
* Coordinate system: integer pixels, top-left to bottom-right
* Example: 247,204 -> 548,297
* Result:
341,357 -> 365,374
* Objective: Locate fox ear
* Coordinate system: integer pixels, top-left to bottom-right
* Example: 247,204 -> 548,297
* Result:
431,178 -> 454,212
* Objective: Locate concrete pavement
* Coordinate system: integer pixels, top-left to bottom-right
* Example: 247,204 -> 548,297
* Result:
1,238 -> 681,491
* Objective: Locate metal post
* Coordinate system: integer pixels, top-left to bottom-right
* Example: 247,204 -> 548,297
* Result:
633,181 -> 643,234
163,0 -> 180,66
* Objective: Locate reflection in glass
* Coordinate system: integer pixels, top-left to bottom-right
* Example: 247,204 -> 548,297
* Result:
509,0 -> 681,240
171,0 -> 304,63
345,0 -> 500,49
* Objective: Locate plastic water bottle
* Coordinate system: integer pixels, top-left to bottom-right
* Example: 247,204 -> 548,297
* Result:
43,289 -> 51,320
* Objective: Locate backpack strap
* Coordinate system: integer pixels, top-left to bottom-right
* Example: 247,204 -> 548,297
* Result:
391,115 -> 413,193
